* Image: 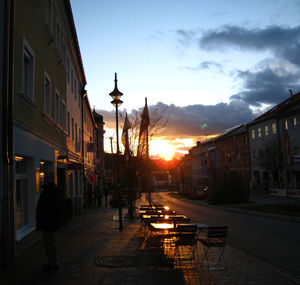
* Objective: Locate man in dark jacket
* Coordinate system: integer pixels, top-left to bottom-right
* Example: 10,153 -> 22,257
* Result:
36,171 -> 63,271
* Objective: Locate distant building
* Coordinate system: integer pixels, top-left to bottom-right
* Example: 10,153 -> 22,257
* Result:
215,125 -> 251,192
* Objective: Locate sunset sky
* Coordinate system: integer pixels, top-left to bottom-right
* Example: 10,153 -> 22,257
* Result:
70,0 -> 300,159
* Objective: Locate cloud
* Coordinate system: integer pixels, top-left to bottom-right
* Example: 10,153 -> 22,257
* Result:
185,61 -> 224,72
175,25 -> 300,107
231,67 -> 300,106
97,100 -> 256,139
199,25 -> 300,65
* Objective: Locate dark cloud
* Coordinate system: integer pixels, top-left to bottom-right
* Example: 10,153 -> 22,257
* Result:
98,101 -> 256,139
199,25 -> 300,65
231,67 -> 300,106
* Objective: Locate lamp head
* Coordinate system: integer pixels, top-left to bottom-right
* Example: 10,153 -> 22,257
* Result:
109,73 -> 123,100
111,98 -> 123,107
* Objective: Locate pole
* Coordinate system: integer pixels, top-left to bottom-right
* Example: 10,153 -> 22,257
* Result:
109,136 -> 113,154
116,104 -> 123,231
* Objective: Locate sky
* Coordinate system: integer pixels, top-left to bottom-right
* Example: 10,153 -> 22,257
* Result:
70,0 -> 300,159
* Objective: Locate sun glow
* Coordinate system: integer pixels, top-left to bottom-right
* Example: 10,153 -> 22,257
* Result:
150,139 -> 176,160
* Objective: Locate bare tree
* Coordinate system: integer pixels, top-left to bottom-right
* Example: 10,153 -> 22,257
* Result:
257,137 -> 284,188
119,105 -> 169,156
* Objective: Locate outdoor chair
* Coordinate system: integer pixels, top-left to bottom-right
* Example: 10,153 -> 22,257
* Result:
198,226 -> 228,270
174,224 -> 198,266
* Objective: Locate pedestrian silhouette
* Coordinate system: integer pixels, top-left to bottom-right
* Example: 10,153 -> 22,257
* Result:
94,185 -> 102,207
36,171 -> 63,271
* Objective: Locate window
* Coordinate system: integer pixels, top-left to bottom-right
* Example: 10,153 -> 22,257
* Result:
284,119 -> 288,130
272,123 -> 277,134
15,157 -> 29,231
22,45 -> 34,101
45,0 -> 53,30
62,39 -> 66,65
71,69 -> 73,92
67,112 -> 70,135
293,117 -> 297,127
78,88 -> 81,108
67,57 -> 70,83
251,129 -> 255,139
264,125 -> 269,136
55,92 -> 60,124
257,128 -> 262,138
56,21 -> 61,52
62,101 -> 66,130
44,73 -> 51,115
75,123 -> 78,142
71,118 -> 74,140
74,79 -> 77,99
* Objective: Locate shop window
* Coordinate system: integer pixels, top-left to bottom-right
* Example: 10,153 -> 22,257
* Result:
15,157 -> 29,230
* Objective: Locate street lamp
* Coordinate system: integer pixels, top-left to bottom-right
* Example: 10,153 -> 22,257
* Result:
109,73 -> 123,231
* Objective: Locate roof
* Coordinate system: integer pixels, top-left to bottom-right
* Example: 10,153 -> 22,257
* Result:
216,124 -> 247,141
248,92 -> 300,125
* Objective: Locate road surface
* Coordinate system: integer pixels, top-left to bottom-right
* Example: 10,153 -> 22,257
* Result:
149,191 -> 300,276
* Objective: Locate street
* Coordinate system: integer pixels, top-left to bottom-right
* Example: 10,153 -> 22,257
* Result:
150,191 -> 300,276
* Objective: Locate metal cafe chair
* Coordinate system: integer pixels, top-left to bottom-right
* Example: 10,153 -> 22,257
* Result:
174,224 -> 198,266
198,226 -> 228,270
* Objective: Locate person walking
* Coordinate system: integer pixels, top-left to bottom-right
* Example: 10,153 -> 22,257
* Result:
36,171 -> 63,271
94,185 -> 102,208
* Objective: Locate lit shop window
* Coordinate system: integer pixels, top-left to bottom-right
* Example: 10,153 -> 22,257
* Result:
15,156 -> 29,230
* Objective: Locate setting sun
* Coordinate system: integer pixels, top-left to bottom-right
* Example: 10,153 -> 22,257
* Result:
150,139 -> 176,160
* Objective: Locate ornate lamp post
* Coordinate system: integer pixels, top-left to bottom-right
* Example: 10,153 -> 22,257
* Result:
109,73 -> 123,231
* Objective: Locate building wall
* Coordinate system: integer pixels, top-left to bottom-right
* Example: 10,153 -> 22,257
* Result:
12,0 -> 72,246
248,118 -> 279,191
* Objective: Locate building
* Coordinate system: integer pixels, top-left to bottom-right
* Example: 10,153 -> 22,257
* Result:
1,0 -> 15,267
248,92 -> 300,197
215,125 -> 251,192
0,0 -> 100,266
93,110 -> 106,193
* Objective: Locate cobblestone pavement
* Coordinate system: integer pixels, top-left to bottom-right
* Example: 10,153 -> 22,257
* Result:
1,196 -> 300,285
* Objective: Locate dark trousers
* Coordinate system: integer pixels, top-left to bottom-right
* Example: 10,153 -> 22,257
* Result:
43,230 -> 58,266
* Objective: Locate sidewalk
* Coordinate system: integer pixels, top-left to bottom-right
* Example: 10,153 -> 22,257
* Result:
1,198 -> 300,284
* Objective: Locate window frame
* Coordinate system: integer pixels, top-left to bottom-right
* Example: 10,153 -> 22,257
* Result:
22,39 -> 35,102
55,90 -> 60,125
56,19 -> 61,53
284,119 -> 288,130
264,125 -> 269,136
62,100 -> 66,130
43,71 -> 51,116
257,127 -> 262,138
